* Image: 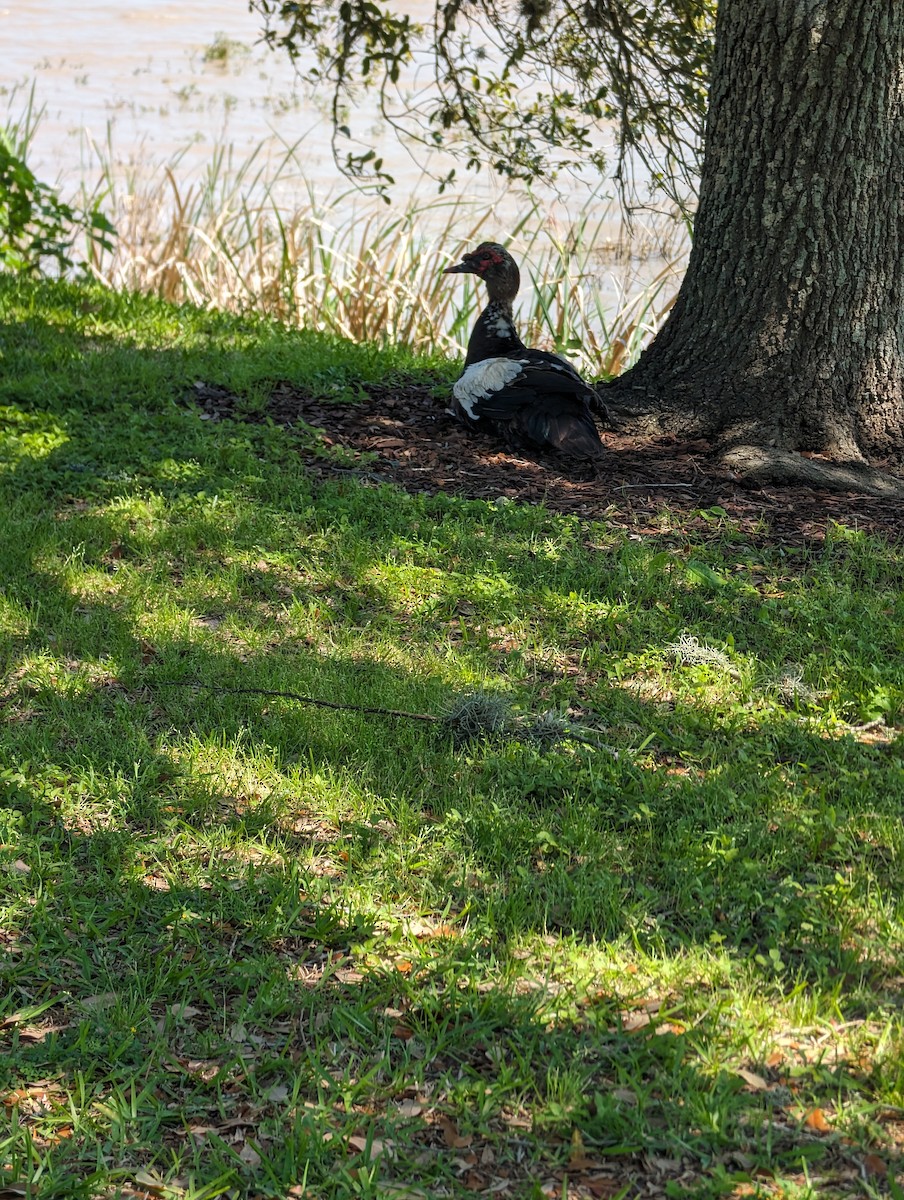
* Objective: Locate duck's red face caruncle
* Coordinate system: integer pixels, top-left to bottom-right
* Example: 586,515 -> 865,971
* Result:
443,243 -> 509,275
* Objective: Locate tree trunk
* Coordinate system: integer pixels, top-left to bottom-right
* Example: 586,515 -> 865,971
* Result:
604,0 -> 904,492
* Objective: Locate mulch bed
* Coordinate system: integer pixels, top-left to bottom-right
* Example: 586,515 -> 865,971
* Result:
190,379 -> 903,547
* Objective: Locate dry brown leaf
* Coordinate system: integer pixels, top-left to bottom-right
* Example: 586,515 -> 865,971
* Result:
132,1170 -> 176,1196
168,1003 -> 201,1019
407,919 -> 457,939
438,1116 -> 472,1149
14,1023 -> 67,1044
334,968 -> 364,984
348,1134 -> 392,1160
12,860 -> 30,874
586,1180 -> 625,1198
619,1010 -> 651,1032
167,1058 -> 220,1082
482,1180 -> 511,1194
238,1142 -> 261,1168
803,1107 -> 832,1132
82,992 -> 117,1010
735,1068 -> 770,1092
862,1153 -> 887,1177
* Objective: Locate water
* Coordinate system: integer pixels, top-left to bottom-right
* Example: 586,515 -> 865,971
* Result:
4,1 -> 525,202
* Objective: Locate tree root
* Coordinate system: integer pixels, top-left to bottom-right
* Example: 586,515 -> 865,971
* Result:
717,444 -> 904,498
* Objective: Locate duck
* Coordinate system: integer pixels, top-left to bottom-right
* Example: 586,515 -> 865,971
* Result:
443,242 -> 606,459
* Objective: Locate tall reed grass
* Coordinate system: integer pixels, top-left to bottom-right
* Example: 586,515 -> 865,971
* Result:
11,90 -> 687,376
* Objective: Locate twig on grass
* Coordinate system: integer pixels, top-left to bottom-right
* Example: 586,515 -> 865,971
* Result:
154,680 -> 619,754
155,680 -> 440,723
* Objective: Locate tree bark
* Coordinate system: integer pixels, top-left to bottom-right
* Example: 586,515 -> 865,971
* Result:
604,0 -> 904,491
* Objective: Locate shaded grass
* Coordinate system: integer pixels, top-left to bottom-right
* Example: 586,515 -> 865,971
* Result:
1,273 -> 904,1198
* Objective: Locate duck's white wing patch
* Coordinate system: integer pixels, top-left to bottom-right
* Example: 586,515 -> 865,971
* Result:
453,358 -> 524,419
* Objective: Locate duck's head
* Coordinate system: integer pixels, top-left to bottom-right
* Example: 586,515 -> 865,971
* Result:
443,242 -> 520,304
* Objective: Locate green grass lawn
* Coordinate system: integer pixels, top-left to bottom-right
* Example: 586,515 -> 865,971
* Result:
1,273 -> 903,1199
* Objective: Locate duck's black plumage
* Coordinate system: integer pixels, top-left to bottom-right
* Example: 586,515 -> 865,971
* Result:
443,242 -> 606,459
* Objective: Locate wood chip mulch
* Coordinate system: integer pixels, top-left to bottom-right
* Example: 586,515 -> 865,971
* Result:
190,380 -> 903,547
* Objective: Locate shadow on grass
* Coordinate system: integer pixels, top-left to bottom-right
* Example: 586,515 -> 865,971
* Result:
4,777 -> 896,1198
2,287 -> 903,1196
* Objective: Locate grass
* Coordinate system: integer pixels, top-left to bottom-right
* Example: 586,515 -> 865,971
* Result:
1,271 -> 904,1199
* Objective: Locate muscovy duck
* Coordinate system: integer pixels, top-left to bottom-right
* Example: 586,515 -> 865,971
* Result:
443,242 -> 606,459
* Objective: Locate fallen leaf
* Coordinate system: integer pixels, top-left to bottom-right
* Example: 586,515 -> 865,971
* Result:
438,1116 -> 472,1149
569,1128 -> 599,1170
263,1083 -> 290,1103
736,1068 -> 770,1092
12,860 -> 30,874
862,1153 -> 887,1177
348,1134 -> 392,1160
132,1170 -> 173,1196
407,919 -> 457,939
168,1003 -> 201,1020
165,1058 -> 220,1082
619,1010 -> 651,1032
334,968 -> 364,984
803,1107 -> 832,1132
82,992 -> 117,1010
239,1142 -> 261,1168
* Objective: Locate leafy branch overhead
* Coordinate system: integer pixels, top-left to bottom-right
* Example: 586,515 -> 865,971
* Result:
250,0 -> 715,201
